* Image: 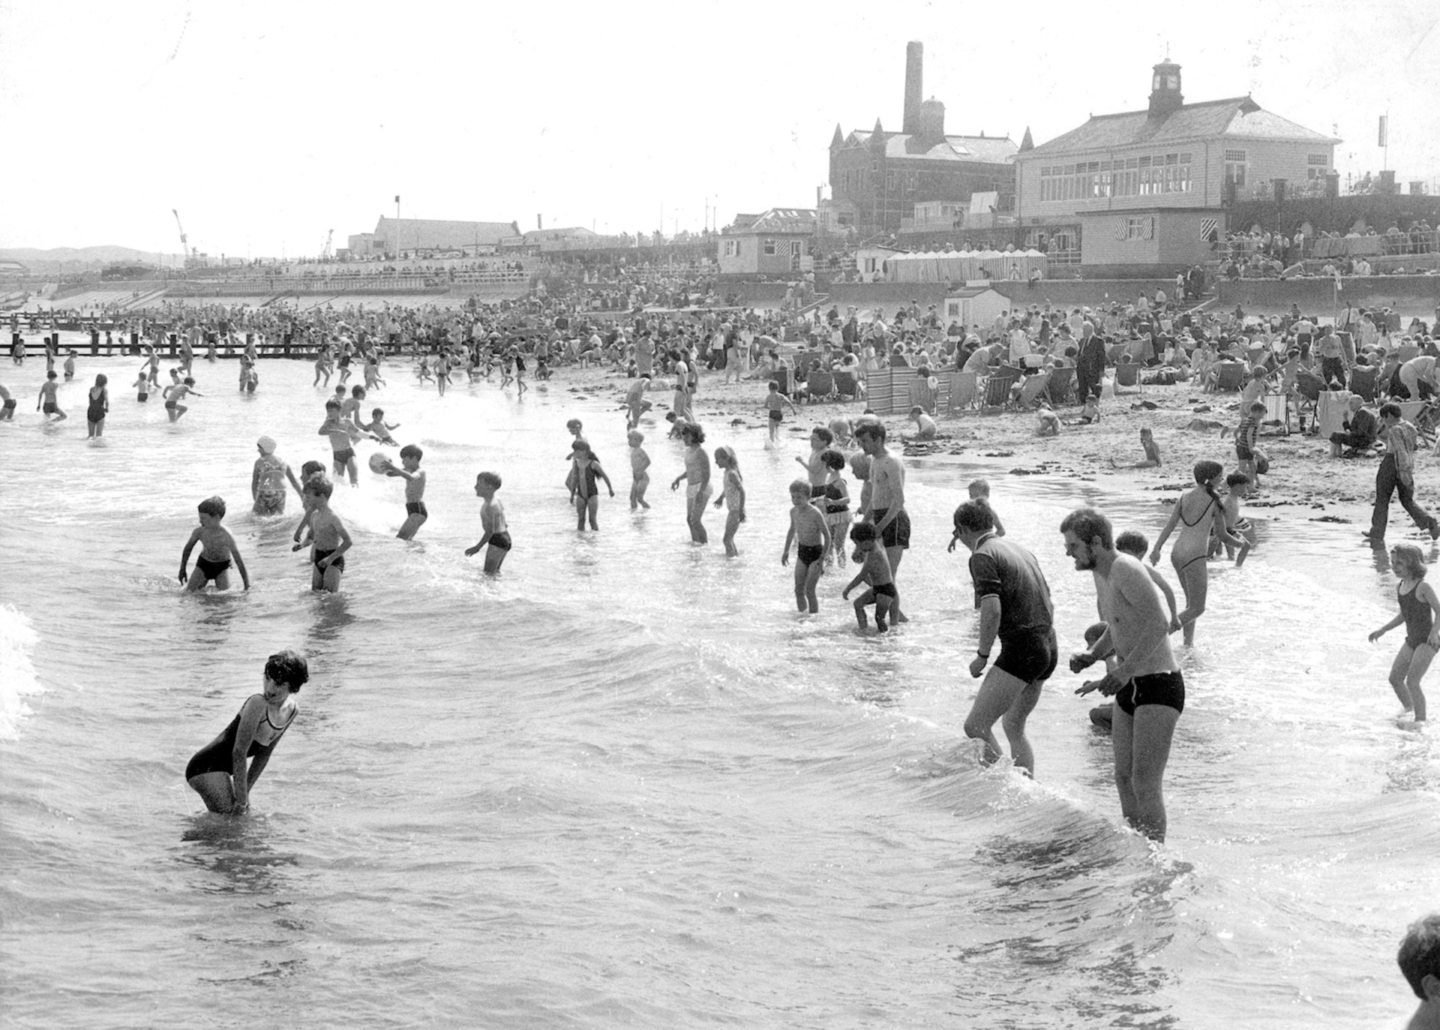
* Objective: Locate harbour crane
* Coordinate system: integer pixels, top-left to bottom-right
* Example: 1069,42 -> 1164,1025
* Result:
172,209 -> 190,259
321,229 -> 334,260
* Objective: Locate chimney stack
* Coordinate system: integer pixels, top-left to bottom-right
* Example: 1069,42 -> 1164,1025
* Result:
903,42 -> 923,135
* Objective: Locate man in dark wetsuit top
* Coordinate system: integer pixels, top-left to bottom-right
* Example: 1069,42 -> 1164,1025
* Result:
952,500 -> 1056,776
1062,507 -> 1183,842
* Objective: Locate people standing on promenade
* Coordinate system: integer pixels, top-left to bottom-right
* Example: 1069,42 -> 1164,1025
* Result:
1064,506 -> 1184,842
951,500 -> 1056,776
1366,403 -> 1440,544
85,374 -> 108,438
185,650 -> 307,815
670,422 -> 711,544
856,422 -> 909,623
1149,460 -> 1243,645
1369,542 -> 1439,723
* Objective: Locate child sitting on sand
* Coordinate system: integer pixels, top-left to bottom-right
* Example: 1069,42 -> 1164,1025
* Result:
1111,426 -> 1162,469
1035,403 -> 1060,437
905,405 -> 938,441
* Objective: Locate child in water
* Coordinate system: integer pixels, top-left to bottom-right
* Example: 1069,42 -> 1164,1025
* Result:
843,521 -> 895,633
464,471 -> 512,574
712,445 -> 746,557
178,495 -> 251,591
627,430 -> 651,510
1369,542 -> 1440,723
763,380 -> 798,447
781,479 -> 831,613
380,443 -> 428,540
570,441 -> 614,531
305,477 -> 352,593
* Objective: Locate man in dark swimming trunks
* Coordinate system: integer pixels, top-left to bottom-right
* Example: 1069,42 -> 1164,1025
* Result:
952,500 -> 1056,777
1062,506 -> 1183,842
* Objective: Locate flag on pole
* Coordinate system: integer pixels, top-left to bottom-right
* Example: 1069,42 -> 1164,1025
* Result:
1378,116 -> 1387,148
394,195 -> 401,204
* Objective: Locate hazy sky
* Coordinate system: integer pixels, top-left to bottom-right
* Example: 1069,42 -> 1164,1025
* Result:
1,0 -> 1436,257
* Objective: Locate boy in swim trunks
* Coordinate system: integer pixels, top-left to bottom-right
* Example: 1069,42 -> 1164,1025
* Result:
465,471 -> 511,574
164,377 -> 201,422
1219,472 -> 1256,566
795,426 -> 833,499
305,477 -> 351,593
763,380 -> 797,447
36,371 -> 67,421
0,382 -> 14,420
319,400 -> 359,486
380,443 -> 428,540
843,521 -> 895,633
781,479 -> 831,614
178,495 -> 251,592
362,408 -> 400,446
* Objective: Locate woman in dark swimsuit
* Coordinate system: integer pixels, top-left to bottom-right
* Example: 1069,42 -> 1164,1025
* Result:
186,651 -> 307,814
1369,543 -> 1439,722
1149,460 -> 1243,645
85,374 -> 108,439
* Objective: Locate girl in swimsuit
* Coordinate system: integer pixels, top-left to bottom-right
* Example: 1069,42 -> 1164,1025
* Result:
1369,543 -> 1440,722
85,374 -> 108,439
570,442 -> 614,531
186,651 -> 307,815
1149,460 -> 1243,645
712,446 -> 746,558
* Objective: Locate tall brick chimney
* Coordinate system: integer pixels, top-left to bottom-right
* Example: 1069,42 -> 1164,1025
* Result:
903,41 -> 923,135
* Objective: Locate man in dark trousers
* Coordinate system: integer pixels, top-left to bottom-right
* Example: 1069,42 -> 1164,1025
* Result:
1075,321 -> 1107,404
1365,402 -> 1440,543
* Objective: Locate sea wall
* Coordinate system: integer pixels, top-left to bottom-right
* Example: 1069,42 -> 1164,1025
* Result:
1216,275 -> 1440,317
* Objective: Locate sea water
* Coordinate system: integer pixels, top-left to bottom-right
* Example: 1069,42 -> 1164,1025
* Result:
1,348 -> 1437,1028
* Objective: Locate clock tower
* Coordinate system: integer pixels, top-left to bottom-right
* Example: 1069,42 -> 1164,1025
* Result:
1148,60 -> 1183,120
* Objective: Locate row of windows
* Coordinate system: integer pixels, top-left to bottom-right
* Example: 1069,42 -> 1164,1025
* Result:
1039,154 -> 1194,202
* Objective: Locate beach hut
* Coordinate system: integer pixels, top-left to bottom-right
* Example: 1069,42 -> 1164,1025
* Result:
943,284 -> 1008,328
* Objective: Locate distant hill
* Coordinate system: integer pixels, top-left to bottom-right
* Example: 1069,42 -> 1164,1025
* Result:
0,246 -> 182,269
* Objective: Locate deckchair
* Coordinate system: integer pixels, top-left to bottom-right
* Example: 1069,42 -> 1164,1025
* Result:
1113,362 -> 1143,394
1013,371 -> 1052,409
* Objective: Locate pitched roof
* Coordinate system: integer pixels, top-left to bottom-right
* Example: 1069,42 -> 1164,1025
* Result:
522,226 -> 597,244
1024,97 -> 1336,158
373,217 -> 519,248
725,208 -> 816,235
848,131 -> 1017,165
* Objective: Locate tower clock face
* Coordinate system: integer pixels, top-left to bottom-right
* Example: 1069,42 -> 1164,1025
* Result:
1166,74 -> 1179,89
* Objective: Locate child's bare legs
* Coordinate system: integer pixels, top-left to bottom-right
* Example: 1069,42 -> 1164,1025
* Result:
345,457 -> 358,487
886,546 -> 907,622
722,510 -> 741,557
631,474 -> 650,510
800,556 -> 823,613
874,592 -> 893,633
767,421 -> 779,446
853,590 -> 874,629
397,511 -> 426,541
483,544 -> 507,574
1390,643 -> 1434,718
321,565 -> 343,593
687,488 -> 710,543
185,568 -> 211,592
